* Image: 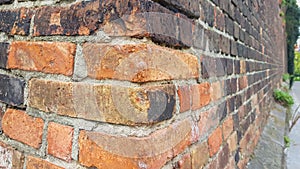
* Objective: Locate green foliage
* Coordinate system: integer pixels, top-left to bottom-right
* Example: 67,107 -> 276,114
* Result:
273,89 -> 294,107
283,73 -> 290,82
285,0 -> 300,75
282,0 -> 287,6
284,136 -> 291,147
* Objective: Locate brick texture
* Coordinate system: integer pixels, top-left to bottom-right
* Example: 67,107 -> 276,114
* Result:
208,127 -> 222,157
191,141 -> 209,168
0,42 -> 8,68
0,74 -> 25,106
0,8 -> 32,35
7,41 -> 76,76
47,122 -> 73,162
82,43 -> 198,82
79,119 -> 194,169
26,156 -> 63,169
28,79 -> 176,125
2,109 -> 44,149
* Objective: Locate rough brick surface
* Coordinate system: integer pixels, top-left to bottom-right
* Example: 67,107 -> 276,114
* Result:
0,42 -> 8,68
2,109 -> 44,149
28,79 -> 176,125
178,86 -> 191,112
26,156 -> 63,169
79,119 -> 194,169
0,8 -> 32,35
191,141 -> 209,168
82,43 -> 198,82
208,127 -> 223,157
8,41 -> 76,76
47,122 -> 73,162
191,83 -> 211,110
0,74 -> 25,106
0,142 -> 24,169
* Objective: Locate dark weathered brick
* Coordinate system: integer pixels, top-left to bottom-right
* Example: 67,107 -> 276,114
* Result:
218,143 -> 230,169
225,16 -> 234,36
0,74 -> 25,106
0,8 -> 32,35
0,43 -> 8,69
230,40 -> 238,56
218,101 -> 227,122
202,56 -> 216,79
0,0 -> 13,4
215,8 -> 225,31
220,35 -> 230,54
234,60 -> 240,74
153,0 -> 200,18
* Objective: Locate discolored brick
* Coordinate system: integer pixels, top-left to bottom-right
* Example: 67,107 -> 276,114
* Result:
0,74 -> 25,106
0,43 -> 8,69
28,79 -> 176,125
191,141 -> 209,168
82,43 -> 198,82
0,8 -> 32,35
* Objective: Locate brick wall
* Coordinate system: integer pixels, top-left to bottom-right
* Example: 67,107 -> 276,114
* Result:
0,0 -> 285,168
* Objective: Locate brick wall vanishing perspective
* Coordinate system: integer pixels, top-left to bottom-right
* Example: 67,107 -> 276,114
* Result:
0,0 -> 286,168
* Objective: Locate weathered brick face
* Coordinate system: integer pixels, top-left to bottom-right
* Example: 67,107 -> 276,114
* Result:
0,0 -> 286,168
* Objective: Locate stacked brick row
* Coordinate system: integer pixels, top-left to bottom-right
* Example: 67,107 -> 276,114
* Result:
0,0 -> 286,168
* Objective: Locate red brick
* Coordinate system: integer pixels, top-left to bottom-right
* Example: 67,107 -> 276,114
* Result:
191,83 -> 211,110
79,119 -> 194,169
191,142 -> 209,169
238,76 -> 248,91
198,107 -> 219,138
178,86 -> 191,112
207,158 -> 218,169
7,41 -> 76,76
82,43 -> 198,82
2,109 -> 44,149
26,156 -> 63,169
208,127 -> 222,157
28,79 -> 176,125
47,122 -> 73,162
177,153 -> 192,169
222,116 -> 234,140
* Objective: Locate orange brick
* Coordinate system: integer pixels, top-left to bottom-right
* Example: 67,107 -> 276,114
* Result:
208,127 -> 222,157
178,86 -> 191,112
210,81 -> 223,101
191,141 -> 209,169
82,43 -> 199,82
2,109 -> 44,149
26,156 -> 63,169
191,83 -> 211,110
7,41 -> 76,76
240,60 -> 246,74
47,122 -> 74,162
222,116 -> 234,140
79,119 -> 194,169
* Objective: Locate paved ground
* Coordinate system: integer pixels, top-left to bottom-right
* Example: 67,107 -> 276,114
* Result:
287,81 -> 300,169
247,104 -> 286,169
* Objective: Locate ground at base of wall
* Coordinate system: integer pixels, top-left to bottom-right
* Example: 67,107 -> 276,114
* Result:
246,104 -> 287,169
